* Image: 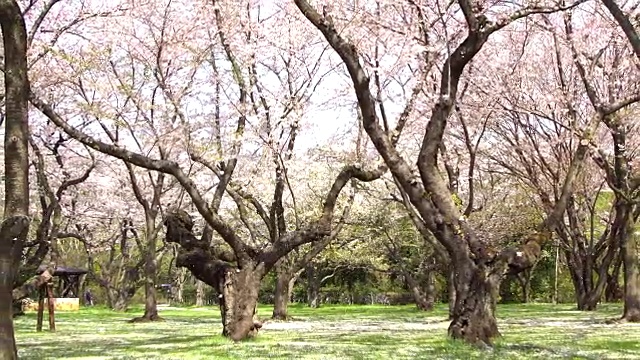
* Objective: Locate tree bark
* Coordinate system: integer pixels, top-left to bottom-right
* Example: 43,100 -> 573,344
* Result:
196,280 -> 205,307
133,222 -> 161,322
448,259 -> 500,346
0,1 -> 30,357
622,219 -> 640,321
219,268 -> 262,341
272,271 -> 291,320
306,264 -> 320,308
109,288 -> 136,312
174,268 -> 187,304
516,267 -> 535,303
405,271 -> 434,311
605,254 -> 623,302
447,268 -> 456,319
141,253 -> 160,320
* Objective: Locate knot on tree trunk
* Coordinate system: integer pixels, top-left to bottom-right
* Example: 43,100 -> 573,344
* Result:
1,215 -> 30,241
163,208 -> 231,289
164,209 -> 194,244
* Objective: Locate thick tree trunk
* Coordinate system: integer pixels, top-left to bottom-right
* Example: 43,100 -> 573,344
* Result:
218,268 -> 262,341
272,271 -> 291,320
196,280 -> 205,307
0,277 -> 15,358
448,260 -> 500,346
0,1 -> 31,357
622,221 -> 640,321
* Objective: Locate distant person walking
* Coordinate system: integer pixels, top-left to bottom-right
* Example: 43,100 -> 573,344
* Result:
84,289 -> 94,306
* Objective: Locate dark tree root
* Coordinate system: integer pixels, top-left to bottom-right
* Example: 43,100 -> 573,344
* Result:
127,315 -> 165,323
605,315 -> 640,325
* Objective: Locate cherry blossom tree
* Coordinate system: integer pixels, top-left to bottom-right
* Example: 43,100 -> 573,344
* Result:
25,0 -> 384,341
293,0 -> 636,346
565,3 -> 640,320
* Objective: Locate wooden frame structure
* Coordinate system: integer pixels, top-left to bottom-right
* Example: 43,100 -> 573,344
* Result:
35,265 -> 87,332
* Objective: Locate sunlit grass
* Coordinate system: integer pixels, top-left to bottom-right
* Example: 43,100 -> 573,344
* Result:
15,303 -> 640,359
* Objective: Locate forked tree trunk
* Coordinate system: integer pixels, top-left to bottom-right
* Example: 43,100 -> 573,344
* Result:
622,220 -> 640,321
448,260 -> 500,346
566,246 -> 614,311
218,268 -> 262,341
272,271 -> 291,320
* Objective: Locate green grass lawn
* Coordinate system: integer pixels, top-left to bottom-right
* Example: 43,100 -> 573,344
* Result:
15,303 -> 640,359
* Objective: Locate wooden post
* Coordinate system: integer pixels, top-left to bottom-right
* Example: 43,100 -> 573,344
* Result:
46,282 -> 56,331
36,285 -> 45,332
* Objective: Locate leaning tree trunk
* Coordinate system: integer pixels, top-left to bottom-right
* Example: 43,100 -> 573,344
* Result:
218,267 -> 262,341
272,270 -> 292,320
405,271 -> 434,311
448,259 -> 500,346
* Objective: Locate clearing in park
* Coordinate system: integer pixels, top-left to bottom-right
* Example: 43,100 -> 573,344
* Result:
15,303 -> 640,359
